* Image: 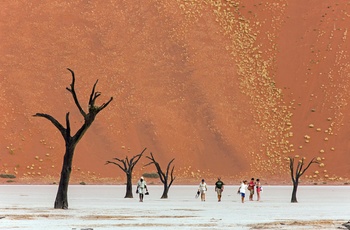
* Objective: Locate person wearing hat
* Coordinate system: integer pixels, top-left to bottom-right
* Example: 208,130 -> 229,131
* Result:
198,179 -> 207,201
136,176 -> 148,202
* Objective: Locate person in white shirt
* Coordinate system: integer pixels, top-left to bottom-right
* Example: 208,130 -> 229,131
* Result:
238,180 -> 248,203
198,179 -> 207,201
137,176 -> 148,202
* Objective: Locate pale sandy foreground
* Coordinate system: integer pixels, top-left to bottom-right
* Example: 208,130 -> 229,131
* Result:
0,185 -> 349,229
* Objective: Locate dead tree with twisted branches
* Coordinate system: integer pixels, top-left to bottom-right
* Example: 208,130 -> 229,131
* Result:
33,68 -> 113,209
289,156 -> 319,203
106,148 -> 146,198
145,152 -> 175,199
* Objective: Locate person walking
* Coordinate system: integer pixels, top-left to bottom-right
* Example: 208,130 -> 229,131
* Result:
136,176 -> 148,202
256,178 -> 262,201
248,178 -> 256,201
198,179 -> 207,201
238,180 -> 248,203
215,177 -> 224,202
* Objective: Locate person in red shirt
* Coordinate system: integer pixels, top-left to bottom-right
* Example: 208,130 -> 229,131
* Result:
247,178 -> 256,201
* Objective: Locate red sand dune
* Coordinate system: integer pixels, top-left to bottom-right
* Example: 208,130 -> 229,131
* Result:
1,0 -> 349,185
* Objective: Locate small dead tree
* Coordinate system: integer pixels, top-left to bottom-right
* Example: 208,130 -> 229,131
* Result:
145,152 -> 175,199
106,148 -> 146,198
33,68 -> 113,209
289,156 -> 319,203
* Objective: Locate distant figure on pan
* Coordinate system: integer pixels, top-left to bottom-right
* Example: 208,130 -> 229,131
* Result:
238,180 -> 248,203
198,179 -> 207,201
248,178 -> 256,201
256,178 -> 262,201
136,176 -> 148,202
215,177 -> 224,202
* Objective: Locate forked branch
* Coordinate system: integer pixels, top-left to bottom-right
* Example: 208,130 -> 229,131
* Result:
289,156 -> 319,182
105,148 -> 147,173
145,152 -> 176,184
66,68 -> 113,118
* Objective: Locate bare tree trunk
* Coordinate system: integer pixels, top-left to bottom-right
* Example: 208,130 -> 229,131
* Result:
54,144 -> 75,209
161,183 -> 169,199
125,173 -> 133,198
291,182 -> 298,203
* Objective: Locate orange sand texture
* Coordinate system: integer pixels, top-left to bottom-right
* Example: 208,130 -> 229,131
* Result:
0,0 -> 349,185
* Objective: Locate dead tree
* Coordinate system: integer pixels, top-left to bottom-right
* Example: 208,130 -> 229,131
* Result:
33,68 -> 113,209
289,156 -> 319,203
145,152 -> 175,199
106,148 -> 146,198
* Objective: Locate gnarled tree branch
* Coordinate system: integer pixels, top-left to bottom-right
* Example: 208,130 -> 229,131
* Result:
66,68 -> 86,117
33,113 -> 67,138
145,152 -> 176,199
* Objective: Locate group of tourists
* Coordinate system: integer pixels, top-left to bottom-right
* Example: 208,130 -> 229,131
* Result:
238,178 -> 262,203
197,177 -> 262,203
136,176 -> 262,203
